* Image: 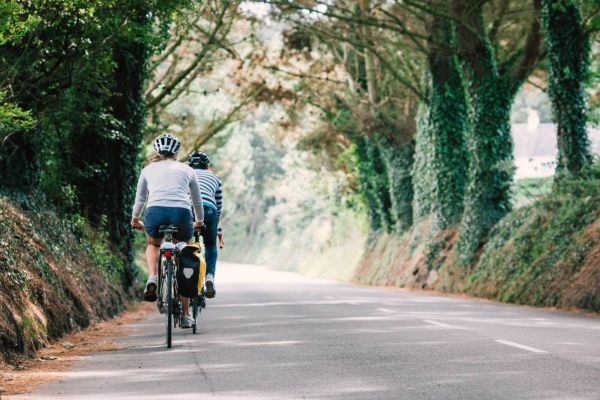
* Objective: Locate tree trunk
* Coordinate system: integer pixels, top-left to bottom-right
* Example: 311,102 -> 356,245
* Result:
452,3 -> 516,264
354,135 -> 394,232
412,101 -> 434,221
541,0 -> 592,179
451,0 -> 542,264
71,8 -> 150,287
456,85 -> 514,263
358,0 -> 378,107
377,135 -> 414,233
427,16 -> 469,229
108,37 -> 149,287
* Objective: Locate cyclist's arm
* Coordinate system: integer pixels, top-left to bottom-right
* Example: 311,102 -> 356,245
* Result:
215,179 -> 223,218
132,170 -> 148,219
189,173 -> 204,222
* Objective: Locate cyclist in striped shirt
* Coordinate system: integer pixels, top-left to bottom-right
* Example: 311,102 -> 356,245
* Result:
188,151 -> 222,298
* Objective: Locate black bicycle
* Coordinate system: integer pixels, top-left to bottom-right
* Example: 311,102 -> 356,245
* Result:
156,224 -> 183,348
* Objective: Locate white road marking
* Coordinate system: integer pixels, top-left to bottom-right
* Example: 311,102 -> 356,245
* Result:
336,316 -> 390,321
377,308 -> 395,314
212,300 -> 375,308
494,339 -> 548,354
238,340 -> 303,347
423,320 -> 454,328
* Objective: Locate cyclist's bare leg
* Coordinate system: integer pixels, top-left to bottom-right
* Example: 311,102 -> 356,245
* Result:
181,296 -> 190,316
145,235 -> 162,275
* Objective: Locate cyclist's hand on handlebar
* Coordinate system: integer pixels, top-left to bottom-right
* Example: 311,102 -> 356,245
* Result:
193,220 -> 204,230
131,218 -> 144,231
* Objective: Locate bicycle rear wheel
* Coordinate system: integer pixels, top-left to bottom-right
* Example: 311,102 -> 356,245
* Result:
166,259 -> 173,348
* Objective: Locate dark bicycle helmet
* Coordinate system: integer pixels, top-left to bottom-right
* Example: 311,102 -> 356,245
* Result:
188,150 -> 210,168
153,133 -> 181,156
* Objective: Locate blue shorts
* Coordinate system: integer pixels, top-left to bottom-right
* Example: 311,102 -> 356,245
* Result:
144,206 -> 193,242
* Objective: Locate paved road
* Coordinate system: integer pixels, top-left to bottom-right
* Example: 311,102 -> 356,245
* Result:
14,263 -> 600,400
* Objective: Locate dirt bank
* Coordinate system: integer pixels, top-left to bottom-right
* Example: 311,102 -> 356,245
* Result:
354,174 -> 600,312
0,192 -> 135,362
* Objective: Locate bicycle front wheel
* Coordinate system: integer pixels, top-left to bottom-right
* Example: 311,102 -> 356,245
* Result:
166,259 -> 173,348
192,296 -> 198,334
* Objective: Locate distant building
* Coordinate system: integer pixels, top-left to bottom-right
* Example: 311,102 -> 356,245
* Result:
512,122 -> 600,179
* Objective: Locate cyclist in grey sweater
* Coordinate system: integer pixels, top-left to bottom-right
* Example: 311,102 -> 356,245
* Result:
131,134 -> 203,328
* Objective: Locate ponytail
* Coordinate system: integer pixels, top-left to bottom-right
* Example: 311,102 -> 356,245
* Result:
145,153 -> 176,166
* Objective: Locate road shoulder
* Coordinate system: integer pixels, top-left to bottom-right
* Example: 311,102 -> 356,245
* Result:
0,302 -> 152,398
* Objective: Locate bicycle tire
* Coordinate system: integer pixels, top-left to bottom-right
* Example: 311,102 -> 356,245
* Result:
157,257 -> 163,313
157,258 -> 163,296
166,258 -> 173,348
192,296 -> 198,334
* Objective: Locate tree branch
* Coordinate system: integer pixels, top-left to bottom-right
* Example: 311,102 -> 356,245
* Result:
146,2 -> 231,110
190,84 -> 267,149
508,0 -> 542,90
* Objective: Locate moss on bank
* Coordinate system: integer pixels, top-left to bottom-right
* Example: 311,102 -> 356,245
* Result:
0,191 -> 136,362
355,167 -> 600,312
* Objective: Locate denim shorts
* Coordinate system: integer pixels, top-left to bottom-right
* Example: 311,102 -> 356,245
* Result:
144,206 -> 193,242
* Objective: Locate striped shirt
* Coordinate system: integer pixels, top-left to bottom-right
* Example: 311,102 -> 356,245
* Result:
194,169 -> 223,216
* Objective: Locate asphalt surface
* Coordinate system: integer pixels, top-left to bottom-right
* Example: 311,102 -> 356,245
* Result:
14,262 -> 600,400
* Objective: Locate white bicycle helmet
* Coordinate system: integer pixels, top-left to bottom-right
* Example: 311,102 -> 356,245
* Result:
153,133 -> 181,156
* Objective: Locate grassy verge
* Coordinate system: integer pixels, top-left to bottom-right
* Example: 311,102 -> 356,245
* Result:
513,177 -> 553,208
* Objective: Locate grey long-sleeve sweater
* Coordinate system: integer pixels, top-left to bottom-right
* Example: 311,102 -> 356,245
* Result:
131,159 -> 204,220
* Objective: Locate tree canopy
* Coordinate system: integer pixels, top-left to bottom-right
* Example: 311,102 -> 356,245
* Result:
1,0 -> 598,287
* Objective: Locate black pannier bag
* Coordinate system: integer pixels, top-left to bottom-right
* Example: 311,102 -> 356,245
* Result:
176,243 -> 202,298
